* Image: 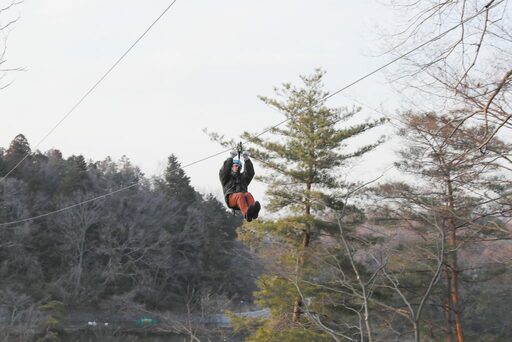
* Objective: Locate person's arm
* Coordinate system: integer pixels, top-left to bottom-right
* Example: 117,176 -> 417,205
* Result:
219,151 -> 236,185
219,158 -> 233,186
242,155 -> 254,185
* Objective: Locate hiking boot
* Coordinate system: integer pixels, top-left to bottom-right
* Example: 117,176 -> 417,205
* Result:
246,204 -> 256,222
252,201 -> 261,219
245,212 -> 253,222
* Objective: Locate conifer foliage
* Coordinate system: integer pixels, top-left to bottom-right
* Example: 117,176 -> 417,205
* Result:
243,69 -> 385,217
238,69 -> 386,340
163,154 -> 196,206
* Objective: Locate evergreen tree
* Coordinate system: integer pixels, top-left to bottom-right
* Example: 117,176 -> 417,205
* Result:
243,68 -> 384,238
58,155 -> 88,195
3,134 -> 31,178
0,148 -> 5,176
164,154 -> 196,205
42,149 -> 66,197
239,69 -> 385,337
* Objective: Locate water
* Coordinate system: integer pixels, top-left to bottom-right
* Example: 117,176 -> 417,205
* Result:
62,334 -> 188,342
60,330 -> 243,342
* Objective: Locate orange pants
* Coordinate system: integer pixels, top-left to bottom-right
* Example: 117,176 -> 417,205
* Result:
228,192 -> 255,216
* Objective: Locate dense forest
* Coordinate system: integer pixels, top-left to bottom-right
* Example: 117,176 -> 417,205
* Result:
0,137 -> 259,340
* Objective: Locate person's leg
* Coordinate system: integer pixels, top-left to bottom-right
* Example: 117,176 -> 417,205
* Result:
228,193 -> 250,217
253,201 -> 261,219
244,192 -> 261,220
244,192 -> 255,206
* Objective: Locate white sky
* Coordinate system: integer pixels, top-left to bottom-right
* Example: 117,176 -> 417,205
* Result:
1,0 -> 404,214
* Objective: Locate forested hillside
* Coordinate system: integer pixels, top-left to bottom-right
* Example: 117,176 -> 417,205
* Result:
0,135 -> 258,339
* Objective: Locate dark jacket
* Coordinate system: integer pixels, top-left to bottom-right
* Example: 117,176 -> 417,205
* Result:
219,158 -> 255,205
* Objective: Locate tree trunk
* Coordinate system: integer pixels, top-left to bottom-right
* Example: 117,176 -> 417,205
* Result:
444,251 -> 463,342
75,237 -> 85,298
446,178 -> 464,342
428,320 -> 434,340
292,298 -> 302,322
413,321 -> 419,342
304,180 -> 312,249
293,221 -> 308,322
293,181 -> 312,322
302,228 -> 310,248
444,269 -> 453,342
447,251 -> 464,342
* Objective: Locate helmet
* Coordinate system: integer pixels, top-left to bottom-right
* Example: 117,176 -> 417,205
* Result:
232,159 -> 242,167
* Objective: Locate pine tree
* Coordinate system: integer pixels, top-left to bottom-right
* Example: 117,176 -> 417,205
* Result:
0,148 -> 6,176
244,69 -> 384,238
164,154 -> 196,205
153,154 -> 198,234
3,134 -> 31,178
59,155 -> 88,195
240,69 -> 385,336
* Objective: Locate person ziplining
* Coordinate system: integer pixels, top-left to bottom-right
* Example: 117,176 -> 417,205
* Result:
219,144 -> 261,222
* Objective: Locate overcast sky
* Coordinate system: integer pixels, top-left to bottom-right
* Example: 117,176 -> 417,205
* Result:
1,0 -> 404,213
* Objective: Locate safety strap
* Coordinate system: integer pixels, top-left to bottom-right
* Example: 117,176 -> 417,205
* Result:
237,141 -> 243,160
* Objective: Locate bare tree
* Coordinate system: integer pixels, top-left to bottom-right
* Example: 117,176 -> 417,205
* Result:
0,288 -> 41,342
52,197 -> 101,302
0,1 -> 22,90
383,0 -> 511,147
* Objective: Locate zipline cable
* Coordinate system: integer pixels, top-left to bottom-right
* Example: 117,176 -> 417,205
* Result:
0,0 -> 180,184
0,0 -> 502,227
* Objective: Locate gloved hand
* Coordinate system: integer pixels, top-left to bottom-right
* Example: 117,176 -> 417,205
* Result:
242,151 -> 250,160
229,150 -> 237,158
